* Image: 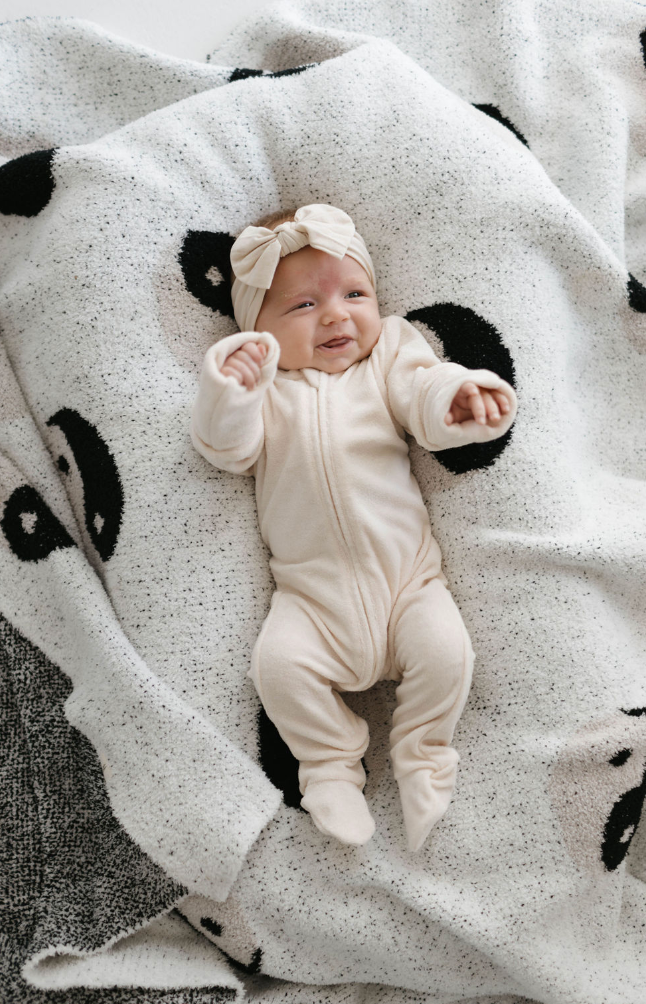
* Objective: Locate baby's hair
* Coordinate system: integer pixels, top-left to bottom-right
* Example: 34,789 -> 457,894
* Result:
252,208 -> 298,230
229,208 -> 299,285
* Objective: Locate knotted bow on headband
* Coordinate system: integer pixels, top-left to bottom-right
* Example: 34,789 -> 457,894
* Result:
229,204 -> 377,332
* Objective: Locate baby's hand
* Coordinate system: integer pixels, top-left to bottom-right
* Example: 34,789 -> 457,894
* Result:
221,341 -> 268,390
444,381 -> 511,426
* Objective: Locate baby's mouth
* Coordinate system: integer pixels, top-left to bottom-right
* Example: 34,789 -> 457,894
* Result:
319,337 -> 352,351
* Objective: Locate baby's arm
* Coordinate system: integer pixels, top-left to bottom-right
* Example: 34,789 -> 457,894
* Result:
191,330 -> 279,475
382,317 -> 517,451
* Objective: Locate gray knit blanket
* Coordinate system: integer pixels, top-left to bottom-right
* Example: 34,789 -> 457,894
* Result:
1,1 -> 646,1001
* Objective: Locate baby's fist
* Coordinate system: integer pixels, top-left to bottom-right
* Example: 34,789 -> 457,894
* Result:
221,341 -> 268,390
444,381 -> 511,426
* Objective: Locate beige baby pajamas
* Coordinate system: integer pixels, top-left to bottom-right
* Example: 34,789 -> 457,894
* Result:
191,314 -> 517,850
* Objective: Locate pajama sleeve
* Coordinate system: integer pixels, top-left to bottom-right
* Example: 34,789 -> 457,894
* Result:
191,330 -> 280,475
382,316 -> 518,451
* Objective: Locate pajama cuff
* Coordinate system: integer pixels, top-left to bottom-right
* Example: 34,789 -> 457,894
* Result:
425,365 -> 518,449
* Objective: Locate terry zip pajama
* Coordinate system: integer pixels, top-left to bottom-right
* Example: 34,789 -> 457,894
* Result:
191,314 -> 517,848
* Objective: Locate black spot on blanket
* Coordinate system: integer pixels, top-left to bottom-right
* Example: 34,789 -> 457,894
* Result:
200,916 -> 223,937
257,707 -> 303,810
549,707 -> 646,875
198,917 -> 264,976
228,68 -> 264,82
268,64 -> 316,78
602,757 -> 646,871
640,28 -> 646,69
228,64 -> 316,83
179,231 -> 236,319
601,708 -> 646,871
610,747 -> 632,767
47,408 -> 124,562
472,104 -> 529,147
627,273 -> 646,312
224,946 -> 263,976
0,148 -> 56,217
405,304 -> 517,474
1,484 -> 75,562
257,705 -> 370,811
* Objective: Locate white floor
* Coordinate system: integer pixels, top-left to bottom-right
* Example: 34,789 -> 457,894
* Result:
1,0 -> 276,61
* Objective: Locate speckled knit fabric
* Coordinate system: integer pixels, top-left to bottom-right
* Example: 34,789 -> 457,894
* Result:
1,2 -> 646,1002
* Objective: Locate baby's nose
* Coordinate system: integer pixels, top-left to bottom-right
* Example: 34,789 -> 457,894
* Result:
323,301 -> 350,323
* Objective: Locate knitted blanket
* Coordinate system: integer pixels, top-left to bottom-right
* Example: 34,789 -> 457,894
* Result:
1,2 -> 645,1001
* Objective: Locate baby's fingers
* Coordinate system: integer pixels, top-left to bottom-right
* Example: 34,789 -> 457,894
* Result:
222,342 -> 269,389
222,354 -> 257,389
460,382 -> 487,425
243,341 -> 268,363
479,389 -> 502,424
238,355 -> 262,390
221,357 -> 247,386
491,389 -> 510,414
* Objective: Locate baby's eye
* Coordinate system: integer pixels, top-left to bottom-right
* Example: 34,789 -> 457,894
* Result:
293,301 -> 314,310
346,291 -> 364,298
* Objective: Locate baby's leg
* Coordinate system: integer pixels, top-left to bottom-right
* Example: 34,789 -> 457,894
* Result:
388,576 -> 474,852
249,591 -> 375,845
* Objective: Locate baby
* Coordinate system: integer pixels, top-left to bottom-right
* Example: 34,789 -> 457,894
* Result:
191,204 -> 517,851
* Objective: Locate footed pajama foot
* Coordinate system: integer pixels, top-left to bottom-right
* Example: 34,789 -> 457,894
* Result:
301,780 -> 375,845
398,760 -> 458,852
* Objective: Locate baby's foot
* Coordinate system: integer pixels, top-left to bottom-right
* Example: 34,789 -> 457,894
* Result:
301,780 -> 375,845
398,766 -> 457,853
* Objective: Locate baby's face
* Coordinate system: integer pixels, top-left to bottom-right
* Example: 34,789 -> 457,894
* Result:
254,246 -> 382,372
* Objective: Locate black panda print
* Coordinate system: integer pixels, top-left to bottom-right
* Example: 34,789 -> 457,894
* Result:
405,303 -> 517,474
46,408 -> 124,562
471,104 -> 529,147
1,409 -> 123,566
627,273 -> 646,312
0,148 -> 56,217
197,916 -> 263,975
256,706 -> 369,807
228,64 -> 317,83
179,231 -> 236,319
257,707 -> 303,810
1,484 -> 75,562
256,705 -> 369,812
2,408 -> 124,564
549,706 -> 646,875
221,946 -> 263,977
603,708 -> 646,871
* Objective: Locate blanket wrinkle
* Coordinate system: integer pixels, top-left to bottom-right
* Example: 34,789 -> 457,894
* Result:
1,1 -> 646,1002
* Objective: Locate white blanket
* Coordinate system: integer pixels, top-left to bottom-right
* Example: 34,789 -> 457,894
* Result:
1,2 -> 645,1001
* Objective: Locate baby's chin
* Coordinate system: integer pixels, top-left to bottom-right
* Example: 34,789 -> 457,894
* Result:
313,341 -> 375,372
277,349 -> 360,373
308,357 -> 359,374
277,358 -> 355,373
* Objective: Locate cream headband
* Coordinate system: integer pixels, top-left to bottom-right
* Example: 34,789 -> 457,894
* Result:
230,203 -> 377,333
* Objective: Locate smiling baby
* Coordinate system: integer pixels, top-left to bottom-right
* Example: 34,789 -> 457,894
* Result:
191,203 -> 517,851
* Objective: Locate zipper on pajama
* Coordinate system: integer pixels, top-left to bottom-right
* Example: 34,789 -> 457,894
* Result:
316,376 -> 376,676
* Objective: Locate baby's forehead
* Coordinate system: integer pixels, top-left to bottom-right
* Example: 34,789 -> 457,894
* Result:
271,250 -> 371,294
